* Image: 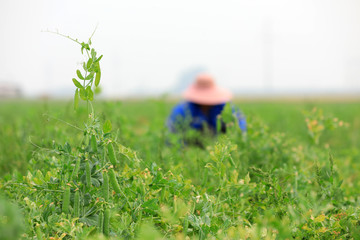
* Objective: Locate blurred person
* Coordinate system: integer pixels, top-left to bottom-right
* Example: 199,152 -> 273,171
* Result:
167,74 -> 246,137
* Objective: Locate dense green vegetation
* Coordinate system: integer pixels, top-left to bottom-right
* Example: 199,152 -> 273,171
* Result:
1,99 -> 360,239
1,30 -> 360,240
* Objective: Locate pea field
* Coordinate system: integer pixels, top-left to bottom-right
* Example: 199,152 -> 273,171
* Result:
1,97 -> 360,240
1,33 -> 360,240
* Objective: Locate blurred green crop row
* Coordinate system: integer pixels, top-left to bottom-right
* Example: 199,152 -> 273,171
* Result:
0,99 -> 360,239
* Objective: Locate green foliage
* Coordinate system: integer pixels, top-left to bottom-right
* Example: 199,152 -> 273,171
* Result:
47,29 -> 103,109
74,190 -> 80,218
303,107 -> 348,145
108,168 -> 121,195
62,186 -> 71,214
102,171 -> 109,202
1,99 -> 360,239
107,143 -> 117,166
103,208 -> 110,236
103,120 -> 112,133
0,197 -> 24,240
0,30 -> 360,239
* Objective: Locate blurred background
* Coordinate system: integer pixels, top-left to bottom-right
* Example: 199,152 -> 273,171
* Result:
0,0 -> 360,99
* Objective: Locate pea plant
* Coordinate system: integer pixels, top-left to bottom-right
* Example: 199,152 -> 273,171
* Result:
38,30 -> 121,237
303,108 -> 347,145
2,29 -> 360,240
46,29 -> 102,113
4,30 -> 144,238
3,30 -> 196,239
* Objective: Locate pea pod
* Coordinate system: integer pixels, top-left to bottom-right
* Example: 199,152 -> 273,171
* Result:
103,208 -> 110,236
98,211 -> 104,234
73,191 -> 80,218
62,187 -> 70,214
108,168 -> 121,194
86,161 -> 91,188
71,158 -> 81,180
90,135 -> 97,152
36,224 -> 43,240
107,143 -> 117,166
183,215 -> 189,236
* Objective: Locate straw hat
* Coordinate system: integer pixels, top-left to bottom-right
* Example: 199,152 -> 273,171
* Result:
183,74 -> 232,105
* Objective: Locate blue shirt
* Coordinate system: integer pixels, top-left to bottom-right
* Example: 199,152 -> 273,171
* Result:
167,101 -> 246,133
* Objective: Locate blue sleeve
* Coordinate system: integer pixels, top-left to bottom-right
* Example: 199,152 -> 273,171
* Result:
167,103 -> 187,132
232,105 -> 247,132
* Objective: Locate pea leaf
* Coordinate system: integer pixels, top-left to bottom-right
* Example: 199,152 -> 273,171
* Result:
79,88 -> 87,100
72,78 -> 83,88
103,120 -> 112,133
85,72 -> 94,80
94,55 -> 103,64
94,62 -> 100,72
314,214 -> 326,223
64,142 -> 72,153
221,103 -> 234,124
86,58 -> 93,70
77,70 -> 84,80
86,86 -> 93,101
91,48 -> 96,59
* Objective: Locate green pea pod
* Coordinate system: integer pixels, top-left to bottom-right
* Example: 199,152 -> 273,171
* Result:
74,191 -> 80,218
98,211 -> 104,234
71,158 -> 81,180
107,143 -> 117,166
62,187 -> 70,214
183,215 -> 189,236
86,161 -> 91,188
90,135 -> 97,152
36,224 -> 43,240
103,208 -> 110,236
108,168 -> 121,194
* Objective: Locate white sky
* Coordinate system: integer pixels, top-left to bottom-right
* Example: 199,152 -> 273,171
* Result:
1,0 -> 360,97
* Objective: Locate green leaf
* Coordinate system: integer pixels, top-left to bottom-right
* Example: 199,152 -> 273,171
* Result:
222,103 -> 234,124
86,58 -> 93,70
64,142 -> 72,153
79,215 -> 98,226
81,42 -> 90,51
245,172 -> 251,184
94,62 -> 100,73
86,86 -> 94,101
77,70 -> 84,80
72,78 -> 83,88
142,199 -> 158,210
91,48 -> 96,59
74,89 -> 79,109
314,214 -> 326,223
94,55 -> 103,64
95,69 -> 101,87
83,62 -> 87,71
79,88 -> 87,100
85,72 -> 95,80
103,120 -> 112,133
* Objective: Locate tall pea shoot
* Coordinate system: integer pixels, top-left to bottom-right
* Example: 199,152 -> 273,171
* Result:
46,29 -> 103,112
44,29 -> 118,236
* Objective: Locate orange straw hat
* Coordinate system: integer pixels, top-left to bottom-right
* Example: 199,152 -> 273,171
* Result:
183,74 -> 232,105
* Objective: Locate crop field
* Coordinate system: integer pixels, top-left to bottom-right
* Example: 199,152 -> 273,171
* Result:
1,32 -> 360,240
1,98 -> 360,240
